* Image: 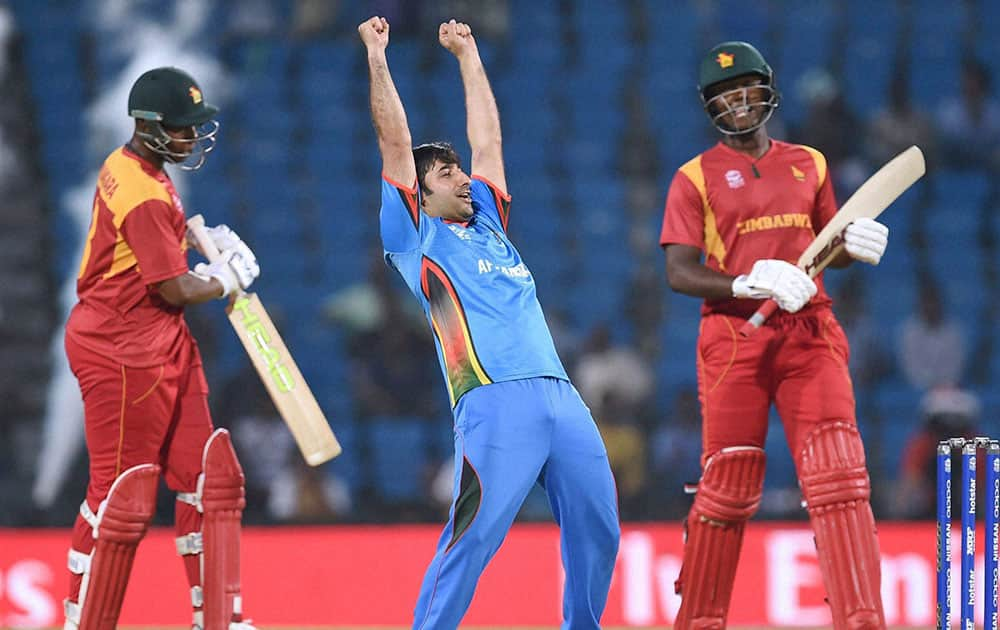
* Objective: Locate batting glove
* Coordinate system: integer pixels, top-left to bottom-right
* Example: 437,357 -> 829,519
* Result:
206,224 -> 244,252
186,223 -> 245,257
193,241 -> 260,297
732,259 -> 817,313
844,217 -> 889,265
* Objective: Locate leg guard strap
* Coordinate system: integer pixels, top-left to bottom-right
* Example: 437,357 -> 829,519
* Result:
79,501 -> 98,529
798,422 -> 885,630
65,549 -> 91,630
177,491 -> 200,509
674,446 -> 766,630
63,599 -> 81,630
67,549 -> 91,575
176,532 -> 204,555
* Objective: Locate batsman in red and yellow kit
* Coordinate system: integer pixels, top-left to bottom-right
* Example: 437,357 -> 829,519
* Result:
660,42 -> 891,630
63,67 -> 261,630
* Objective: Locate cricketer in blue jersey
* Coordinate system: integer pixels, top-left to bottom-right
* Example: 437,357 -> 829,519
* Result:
360,16 -> 620,630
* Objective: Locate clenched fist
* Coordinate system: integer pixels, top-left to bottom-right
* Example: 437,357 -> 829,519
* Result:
358,16 -> 389,52
844,217 -> 889,265
439,19 -> 477,58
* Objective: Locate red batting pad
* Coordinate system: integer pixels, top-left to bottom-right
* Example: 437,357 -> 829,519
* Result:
201,429 -> 246,630
78,463 -> 160,630
674,447 -> 765,629
798,422 -> 885,629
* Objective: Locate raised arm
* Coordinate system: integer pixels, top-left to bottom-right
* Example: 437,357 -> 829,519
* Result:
439,19 -> 506,193
359,16 -> 416,186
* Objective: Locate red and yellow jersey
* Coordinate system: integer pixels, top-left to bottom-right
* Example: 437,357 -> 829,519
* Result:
660,140 -> 839,318
66,145 -> 191,367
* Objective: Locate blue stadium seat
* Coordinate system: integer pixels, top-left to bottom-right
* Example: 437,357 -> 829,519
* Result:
878,190 -> 916,245
299,73 -> 361,109
322,418 -> 363,496
421,418 -> 453,464
874,238 -> 916,278
12,1 -> 78,35
714,0 -> 771,46
658,319 -> 700,390
931,169 -> 991,208
774,5 -> 835,127
976,0 -> 1000,74
764,411 -> 798,490
573,0 -> 626,32
924,202 -> 983,246
972,386 -> 1000,436
188,181 -> 236,227
252,277 -> 314,317
867,272 -> 916,326
511,38 -> 562,73
912,0 -> 968,40
565,278 -> 626,333
873,380 -> 924,478
908,1 -> 965,110
301,136 -> 355,174
564,136 -> 619,175
299,40 -> 358,75
571,177 -> 626,217
367,416 -> 432,502
232,39 -> 292,79
842,39 -> 895,118
665,290 -> 703,330
841,1 -> 899,117
304,104 -> 365,143
508,0 -> 560,37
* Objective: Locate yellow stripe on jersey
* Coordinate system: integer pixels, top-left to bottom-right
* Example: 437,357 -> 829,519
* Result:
798,144 -> 828,192
76,196 -> 102,280
99,149 -> 172,279
679,156 -> 728,272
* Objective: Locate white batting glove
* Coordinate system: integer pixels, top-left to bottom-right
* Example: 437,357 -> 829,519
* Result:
844,217 -> 888,265
732,259 -> 817,313
206,224 -> 243,252
193,241 -> 260,297
186,223 -> 244,257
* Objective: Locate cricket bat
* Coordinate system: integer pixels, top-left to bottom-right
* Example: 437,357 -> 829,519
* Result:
187,214 -> 342,465
738,145 -> 926,337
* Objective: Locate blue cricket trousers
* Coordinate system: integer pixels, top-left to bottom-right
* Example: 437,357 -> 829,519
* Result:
412,377 -> 620,629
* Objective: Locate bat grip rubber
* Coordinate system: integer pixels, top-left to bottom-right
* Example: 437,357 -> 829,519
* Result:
186,213 -> 224,263
186,214 -> 244,303
738,299 -> 779,337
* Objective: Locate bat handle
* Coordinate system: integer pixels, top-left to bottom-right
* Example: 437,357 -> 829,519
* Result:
186,213 -> 224,263
738,299 -> 779,337
187,214 -> 245,304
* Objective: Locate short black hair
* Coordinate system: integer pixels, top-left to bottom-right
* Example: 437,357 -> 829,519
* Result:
413,142 -> 461,195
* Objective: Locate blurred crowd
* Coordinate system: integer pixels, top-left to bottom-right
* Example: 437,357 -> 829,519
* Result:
1,0 -> 999,528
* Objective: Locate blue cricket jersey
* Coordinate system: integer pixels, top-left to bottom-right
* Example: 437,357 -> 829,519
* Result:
379,174 -> 568,406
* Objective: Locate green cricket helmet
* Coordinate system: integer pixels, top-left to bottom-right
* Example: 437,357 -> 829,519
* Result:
697,41 -> 780,136
128,67 -> 219,170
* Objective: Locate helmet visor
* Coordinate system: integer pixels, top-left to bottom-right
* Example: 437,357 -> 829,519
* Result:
139,119 -> 219,171
702,81 -> 779,135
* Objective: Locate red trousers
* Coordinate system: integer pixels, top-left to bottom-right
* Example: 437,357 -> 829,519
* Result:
696,306 -> 857,465
64,330 -> 212,601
